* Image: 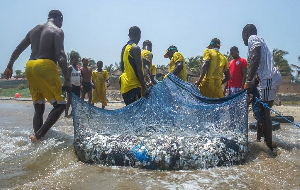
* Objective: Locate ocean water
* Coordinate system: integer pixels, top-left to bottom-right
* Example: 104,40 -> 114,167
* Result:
0,101 -> 299,189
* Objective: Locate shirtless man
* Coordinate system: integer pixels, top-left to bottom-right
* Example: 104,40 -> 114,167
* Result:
3,10 -> 70,142
80,58 -> 93,104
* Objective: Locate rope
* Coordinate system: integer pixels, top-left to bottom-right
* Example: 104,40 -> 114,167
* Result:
255,97 -> 300,128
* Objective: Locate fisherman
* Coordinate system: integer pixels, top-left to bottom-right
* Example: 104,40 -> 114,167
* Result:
120,26 -> 149,105
91,61 -> 110,109
65,53 -> 81,117
3,10 -> 70,142
163,45 -> 187,81
242,24 -> 282,151
80,58 -> 93,104
141,40 -> 157,86
194,38 -> 230,98
225,46 -> 248,96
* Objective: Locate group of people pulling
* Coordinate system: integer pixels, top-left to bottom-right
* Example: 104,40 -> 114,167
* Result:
3,10 -> 281,152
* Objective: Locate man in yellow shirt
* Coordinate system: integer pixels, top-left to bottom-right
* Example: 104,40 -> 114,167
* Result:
91,61 -> 110,109
141,40 -> 157,86
164,45 -> 187,81
120,26 -> 148,105
195,38 -> 230,98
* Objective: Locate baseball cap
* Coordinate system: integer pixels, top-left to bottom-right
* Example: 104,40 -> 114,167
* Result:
164,45 -> 178,58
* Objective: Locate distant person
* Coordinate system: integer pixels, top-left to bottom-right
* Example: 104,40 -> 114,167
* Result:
141,40 -> 157,86
225,46 -> 247,96
163,45 -> 187,81
3,10 -> 70,143
65,53 -> 81,117
120,26 -> 148,105
80,58 -> 93,104
242,24 -> 282,151
150,64 -> 159,84
194,38 -> 230,98
91,61 -> 110,109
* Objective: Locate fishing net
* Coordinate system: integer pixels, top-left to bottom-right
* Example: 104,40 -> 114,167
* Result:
71,73 -> 249,170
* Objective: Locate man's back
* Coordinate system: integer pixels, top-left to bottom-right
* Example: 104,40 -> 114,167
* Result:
28,24 -> 45,60
37,21 -> 63,62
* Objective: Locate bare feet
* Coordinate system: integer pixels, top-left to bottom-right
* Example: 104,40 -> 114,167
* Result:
65,114 -> 72,118
29,134 -> 40,143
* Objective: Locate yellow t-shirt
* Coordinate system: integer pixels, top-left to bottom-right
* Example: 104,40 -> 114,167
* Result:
151,64 -> 156,75
167,52 -> 187,81
91,69 -> 109,104
141,49 -> 153,63
141,49 -> 153,80
199,48 -> 229,98
202,48 -> 228,82
92,70 -> 109,86
120,41 -> 142,94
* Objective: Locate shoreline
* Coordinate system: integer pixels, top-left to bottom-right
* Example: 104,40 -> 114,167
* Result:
1,98 -> 299,122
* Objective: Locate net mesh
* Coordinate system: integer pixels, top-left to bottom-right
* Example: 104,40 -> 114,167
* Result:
71,73 -> 249,170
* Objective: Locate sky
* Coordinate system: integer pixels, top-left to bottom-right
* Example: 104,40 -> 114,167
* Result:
1,0 -> 300,75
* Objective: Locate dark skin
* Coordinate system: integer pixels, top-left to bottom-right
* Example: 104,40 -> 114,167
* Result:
129,34 -> 148,97
65,55 -> 80,117
81,59 -> 93,104
92,61 -> 110,108
166,50 -> 184,76
4,15 -> 71,142
194,46 -> 230,87
242,28 -> 273,151
95,61 -> 110,87
229,49 -> 247,90
142,43 -> 154,86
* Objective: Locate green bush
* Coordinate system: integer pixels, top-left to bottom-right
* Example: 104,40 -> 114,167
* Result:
17,83 -> 27,90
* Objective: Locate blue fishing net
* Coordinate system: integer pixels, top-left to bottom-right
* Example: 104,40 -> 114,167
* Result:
71,73 -> 249,170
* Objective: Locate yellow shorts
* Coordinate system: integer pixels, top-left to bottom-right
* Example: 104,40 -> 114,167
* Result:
198,79 -> 224,99
25,59 -> 65,104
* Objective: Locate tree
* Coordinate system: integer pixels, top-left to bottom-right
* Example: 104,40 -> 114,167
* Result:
114,62 -> 122,71
224,52 -> 233,62
15,70 -> 22,76
88,58 -> 96,69
67,50 -> 81,66
272,49 -> 293,76
104,64 -> 115,73
185,56 -> 203,73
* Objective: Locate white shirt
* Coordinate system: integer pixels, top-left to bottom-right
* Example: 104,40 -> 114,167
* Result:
70,65 -> 81,86
248,35 -> 280,81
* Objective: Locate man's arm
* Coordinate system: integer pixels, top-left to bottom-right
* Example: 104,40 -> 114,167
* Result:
143,58 -> 152,86
4,33 -> 30,79
172,61 -> 183,76
54,30 -> 69,80
131,46 -> 147,95
241,67 -> 247,89
222,69 -> 230,84
246,46 -> 261,89
54,29 -> 70,89
194,60 -> 209,86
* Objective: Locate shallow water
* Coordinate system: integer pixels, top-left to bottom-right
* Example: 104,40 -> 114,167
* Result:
0,102 -> 299,189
